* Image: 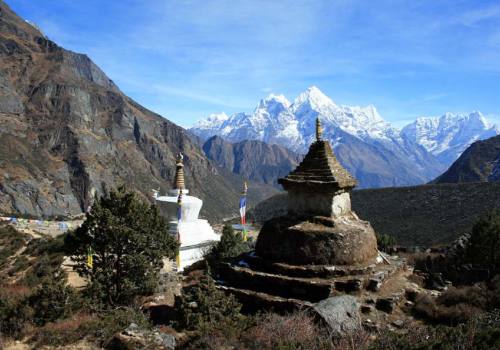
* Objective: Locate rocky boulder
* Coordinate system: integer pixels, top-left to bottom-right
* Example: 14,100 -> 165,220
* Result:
107,323 -> 176,350
312,295 -> 361,337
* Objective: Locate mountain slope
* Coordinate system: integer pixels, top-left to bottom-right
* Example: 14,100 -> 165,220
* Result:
0,0 -> 258,220
402,112 -> 499,167
202,136 -> 301,187
433,135 -> 500,184
190,87 -> 445,188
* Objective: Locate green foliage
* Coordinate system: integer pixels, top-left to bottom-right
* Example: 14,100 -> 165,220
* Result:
88,307 -> 151,345
9,255 -> 30,275
22,252 -> 65,287
413,278 -> 500,325
465,210 -> 500,270
0,224 -> 30,268
376,232 -> 396,253
28,278 -> 79,326
64,186 -> 179,306
0,290 -> 33,338
176,274 -> 243,332
206,224 -> 250,268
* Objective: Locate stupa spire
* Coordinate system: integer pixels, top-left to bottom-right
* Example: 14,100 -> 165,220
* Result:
173,153 -> 185,190
316,117 -> 323,141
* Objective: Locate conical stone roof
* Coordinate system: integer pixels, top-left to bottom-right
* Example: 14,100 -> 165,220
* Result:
278,134 -> 357,193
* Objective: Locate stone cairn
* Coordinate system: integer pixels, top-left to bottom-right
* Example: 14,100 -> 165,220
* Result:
216,118 -> 407,313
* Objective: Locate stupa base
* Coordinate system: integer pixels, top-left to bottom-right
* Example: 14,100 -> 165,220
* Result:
255,213 -> 378,266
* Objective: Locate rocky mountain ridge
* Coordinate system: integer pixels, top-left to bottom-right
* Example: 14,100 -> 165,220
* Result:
202,136 -> 301,187
433,134 -> 500,184
0,0 -> 263,220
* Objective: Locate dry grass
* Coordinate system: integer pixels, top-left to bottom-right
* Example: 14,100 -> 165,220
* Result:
414,293 -> 483,325
246,311 -> 320,348
30,313 -> 97,347
0,283 -> 31,300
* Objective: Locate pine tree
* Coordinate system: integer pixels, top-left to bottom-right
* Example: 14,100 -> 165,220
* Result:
466,210 -> 500,271
64,186 -> 178,306
207,224 -> 249,268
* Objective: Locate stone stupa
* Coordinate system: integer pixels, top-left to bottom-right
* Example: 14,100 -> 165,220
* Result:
255,117 -> 378,266
153,153 -> 220,271
216,119 -> 406,312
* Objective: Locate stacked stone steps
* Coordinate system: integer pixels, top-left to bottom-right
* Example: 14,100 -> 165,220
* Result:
242,254 -> 376,278
217,253 -> 408,312
217,285 -> 313,314
218,262 -> 334,302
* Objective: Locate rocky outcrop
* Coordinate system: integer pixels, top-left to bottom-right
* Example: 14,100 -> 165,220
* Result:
434,134 -> 500,184
0,0 -> 264,220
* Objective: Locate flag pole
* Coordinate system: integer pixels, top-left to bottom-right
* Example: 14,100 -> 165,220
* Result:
176,188 -> 183,270
239,181 -> 248,241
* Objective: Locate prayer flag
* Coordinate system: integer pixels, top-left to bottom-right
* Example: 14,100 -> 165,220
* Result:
239,197 -> 246,225
87,246 -> 93,269
239,182 -> 248,241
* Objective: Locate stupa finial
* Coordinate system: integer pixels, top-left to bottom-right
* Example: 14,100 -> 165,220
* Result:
174,153 -> 185,190
316,117 -> 323,141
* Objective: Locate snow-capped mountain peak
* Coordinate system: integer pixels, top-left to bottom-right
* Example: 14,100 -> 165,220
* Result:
401,111 -> 499,166
258,93 -> 290,108
292,86 -> 336,112
192,112 -> 228,129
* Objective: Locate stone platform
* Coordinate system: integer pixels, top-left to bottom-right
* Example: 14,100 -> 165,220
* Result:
216,252 -> 407,313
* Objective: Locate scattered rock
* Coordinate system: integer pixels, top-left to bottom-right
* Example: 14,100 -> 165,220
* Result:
392,319 -> 404,328
405,288 -> 419,302
408,273 -> 425,287
404,301 -> 414,307
108,324 -> 175,350
376,297 -> 395,313
313,295 -> 361,337
363,318 -> 379,332
425,272 -> 446,290
367,278 -> 382,292
430,290 -> 442,297
361,305 -> 372,314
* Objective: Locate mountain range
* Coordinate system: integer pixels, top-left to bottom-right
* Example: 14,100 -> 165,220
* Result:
191,87 -> 499,188
402,112 -> 499,166
0,0 -> 274,220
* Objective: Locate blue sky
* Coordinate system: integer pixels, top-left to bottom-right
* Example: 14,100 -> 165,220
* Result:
7,0 -> 500,127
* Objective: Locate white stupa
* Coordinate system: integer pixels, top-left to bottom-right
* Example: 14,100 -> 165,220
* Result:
153,153 -> 220,271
